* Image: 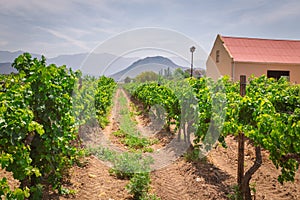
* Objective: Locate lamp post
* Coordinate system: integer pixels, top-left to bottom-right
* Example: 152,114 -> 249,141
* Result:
190,46 -> 196,78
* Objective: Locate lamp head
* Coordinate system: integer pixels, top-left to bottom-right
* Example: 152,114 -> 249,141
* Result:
190,46 -> 196,53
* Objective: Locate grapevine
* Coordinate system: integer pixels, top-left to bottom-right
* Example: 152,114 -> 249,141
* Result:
94,76 -> 117,128
1,53 -> 82,198
190,75 -> 299,199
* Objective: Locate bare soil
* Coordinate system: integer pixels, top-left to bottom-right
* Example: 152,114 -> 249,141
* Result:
54,136 -> 300,200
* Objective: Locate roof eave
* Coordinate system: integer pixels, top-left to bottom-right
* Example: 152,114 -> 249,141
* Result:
219,34 -> 234,62
233,60 -> 300,65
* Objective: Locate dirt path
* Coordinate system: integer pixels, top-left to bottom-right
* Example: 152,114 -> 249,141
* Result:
151,157 -> 234,200
120,88 -> 194,170
60,137 -> 300,199
68,87 -> 300,200
59,156 -> 131,200
82,88 -> 193,169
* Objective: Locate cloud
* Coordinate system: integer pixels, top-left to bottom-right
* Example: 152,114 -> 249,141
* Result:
222,0 -> 300,26
38,27 -> 91,51
0,0 -> 72,17
260,1 -> 300,23
0,40 -> 8,46
91,27 -> 119,35
1,0 -> 300,58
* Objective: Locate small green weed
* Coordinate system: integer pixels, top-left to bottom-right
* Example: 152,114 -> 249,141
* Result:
126,172 -> 150,199
183,147 -> 205,162
88,146 -> 153,179
113,130 -> 126,137
226,184 -> 242,200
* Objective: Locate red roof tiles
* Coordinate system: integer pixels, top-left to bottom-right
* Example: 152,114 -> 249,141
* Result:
221,35 -> 300,64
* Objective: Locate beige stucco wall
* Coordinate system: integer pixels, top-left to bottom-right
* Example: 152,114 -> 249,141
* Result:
206,35 -> 233,80
207,35 -> 300,83
234,62 -> 300,84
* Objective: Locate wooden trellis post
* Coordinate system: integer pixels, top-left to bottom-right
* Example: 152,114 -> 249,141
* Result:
238,75 -> 246,199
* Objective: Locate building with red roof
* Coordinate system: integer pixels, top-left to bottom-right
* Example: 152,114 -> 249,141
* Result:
206,34 -> 300,83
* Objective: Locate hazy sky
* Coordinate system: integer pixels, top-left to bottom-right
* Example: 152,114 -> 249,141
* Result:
1,0 -> 300,58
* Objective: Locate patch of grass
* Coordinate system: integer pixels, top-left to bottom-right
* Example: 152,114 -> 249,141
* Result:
226,184 -> 242,200
129,102 -> 143,116
87,146 -> 117,162
123,135 -> 150,149
113,130 -> 126,137
114,92 -> 156,152
250,182 -> 257,196
184,150 -> 200,162
126,172 -> 163,200
97,115 -> 110,128
88,145 -> 158,199
126,172 -> 150,199
60,188 -> 77,196
88,89 -> 161,199
142,194 -> 161,200
87,146 -> 153,179
110,152 -> 153,179
183,147 -> 208,163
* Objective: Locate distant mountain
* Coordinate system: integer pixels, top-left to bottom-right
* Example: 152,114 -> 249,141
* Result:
47,52 -> 138,75
110,56 -> 182,81
47,53 -> 88,71
0,50 -> 42,63
0,62 -> 17,74
0,51 -> 206,77
0,51 -> 93,72
0,51 -> 139,76
78,53 -> 138,76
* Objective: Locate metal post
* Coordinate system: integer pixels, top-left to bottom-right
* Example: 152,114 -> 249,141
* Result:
190,46 -> 195,78
238,75 -> 246,199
